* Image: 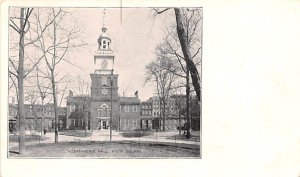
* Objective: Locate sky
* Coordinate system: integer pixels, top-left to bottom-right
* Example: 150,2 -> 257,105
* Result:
61,8 -> 175,102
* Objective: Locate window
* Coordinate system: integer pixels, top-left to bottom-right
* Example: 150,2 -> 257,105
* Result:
102,76 -> 107,85
125,105 -> 129,112
71,119 -> 75,126
103,40 -> 106,49
70,105 -> 75,112
132,105 -> 137,112
101,60 -> 108,69
102,109 -> 107,117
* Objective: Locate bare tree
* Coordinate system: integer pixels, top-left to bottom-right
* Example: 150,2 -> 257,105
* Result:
145,54 -> 178,131
153,8 -> 202,102
33,8 -> 85,142
9,7 -> 61,154
72,75 -> 91,136
9,8 -> 31,155
153,8 -> 202,138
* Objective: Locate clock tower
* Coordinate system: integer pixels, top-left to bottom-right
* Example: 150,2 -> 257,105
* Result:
90,13 -> 119,130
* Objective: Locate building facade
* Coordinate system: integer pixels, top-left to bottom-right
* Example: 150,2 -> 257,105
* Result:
119,96 -> 141,130
140,100 -> 154,130
66,95 -> 91,130
8,102 -> 67,132
90,23 -> 120,130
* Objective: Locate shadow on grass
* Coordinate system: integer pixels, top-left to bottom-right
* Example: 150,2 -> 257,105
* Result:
59,131 -> 92,137
9,140 -> 200,158
9,134 -> 50,143
120,130 -> 153,137
9,150 -> 19,155
166,134 -> 200,142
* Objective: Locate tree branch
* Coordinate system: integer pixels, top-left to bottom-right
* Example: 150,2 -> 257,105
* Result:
153,8 -> 171,14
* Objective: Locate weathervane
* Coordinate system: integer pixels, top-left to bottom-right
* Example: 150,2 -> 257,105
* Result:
102,8 -> 106,27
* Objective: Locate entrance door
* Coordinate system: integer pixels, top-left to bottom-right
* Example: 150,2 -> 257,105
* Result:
103,121 -> 107,129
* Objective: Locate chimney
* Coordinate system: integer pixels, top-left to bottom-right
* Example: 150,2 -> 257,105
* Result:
134,90 -> 138,98
69,90 -> 73,97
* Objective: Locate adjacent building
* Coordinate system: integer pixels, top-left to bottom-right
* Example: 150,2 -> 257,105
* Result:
8,101 -> 67,132
119,94 -> 141,130
66,94 -> 91,130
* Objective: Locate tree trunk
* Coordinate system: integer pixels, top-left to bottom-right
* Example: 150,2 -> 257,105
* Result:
159,97 -> 162,131
52,72 -> 59,143
162,96 -> 166,131
52,9 -> 59,143
18,8 -> 26,155
178,113 -> 182,135
174,8 -> 201,102
186,63 -> 191,139
41,99 -> 45,137
85,112 -> 88,135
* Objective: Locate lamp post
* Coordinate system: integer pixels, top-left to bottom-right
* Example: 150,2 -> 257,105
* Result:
110,69 -> 113,141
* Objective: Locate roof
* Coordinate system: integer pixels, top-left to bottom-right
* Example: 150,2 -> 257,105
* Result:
119,97 -> 140,104
141,101 -> 152,105
68,111 -> 85,119
24,111 -> 54,119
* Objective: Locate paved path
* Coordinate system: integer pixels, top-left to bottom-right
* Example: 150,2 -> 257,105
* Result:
9,130 -> 200,149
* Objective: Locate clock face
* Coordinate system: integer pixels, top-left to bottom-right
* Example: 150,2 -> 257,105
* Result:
102,89 -> 108,95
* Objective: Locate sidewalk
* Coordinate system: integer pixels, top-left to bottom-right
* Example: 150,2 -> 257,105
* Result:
9,130 -> 200,149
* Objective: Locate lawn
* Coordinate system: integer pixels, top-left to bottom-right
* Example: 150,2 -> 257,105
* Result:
9,134 -> 50,143
120,130 -> 153,137
59,130 -> 93,137
9,141 -> 200,158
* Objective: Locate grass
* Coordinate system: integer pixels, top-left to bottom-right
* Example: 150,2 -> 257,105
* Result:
121,130 -> 153,137
8,141 -> 200,158
167,131 -> 200,142
59,130 -> 93,137
9,134 -> 50,143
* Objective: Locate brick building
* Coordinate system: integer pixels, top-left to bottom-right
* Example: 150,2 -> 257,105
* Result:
66,94 -> 91,130
66,22 -> 140,131
8,101 -> 67,132
119,94 -> 141,130
90,22 -> 120,130
140,99 -> 154,130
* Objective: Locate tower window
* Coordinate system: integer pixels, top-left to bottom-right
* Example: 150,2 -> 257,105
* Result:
101,60 -> 108,69
103,40 -> 106,49
102,76 -> 107,85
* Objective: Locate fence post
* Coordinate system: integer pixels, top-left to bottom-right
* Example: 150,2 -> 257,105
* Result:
175,134 -> 176,143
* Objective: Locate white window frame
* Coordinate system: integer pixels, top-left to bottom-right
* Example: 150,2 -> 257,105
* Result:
70,105 -> 76,112
125,105 -> 129,112
71,119 -> 75,126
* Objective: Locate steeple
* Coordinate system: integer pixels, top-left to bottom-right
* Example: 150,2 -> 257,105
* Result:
97,8 -> 111,51
94,8 -> 115,74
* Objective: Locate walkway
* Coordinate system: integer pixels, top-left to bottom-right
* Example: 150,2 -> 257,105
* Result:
9,130 -> 200,149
